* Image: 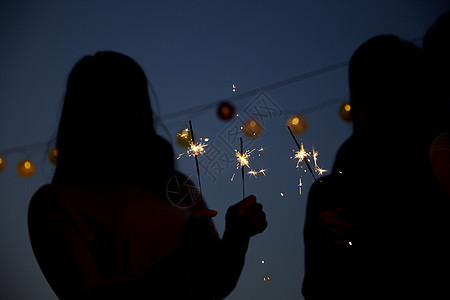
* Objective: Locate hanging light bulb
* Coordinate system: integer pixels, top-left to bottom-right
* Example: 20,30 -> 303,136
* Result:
176,128 -> 192,148
0,157 -> 5,172
17,159 -> 35,178
242,119 -> 262,138
339,101 -> 352,122
217,101 -> 236,121
287,114 -> 308,135
48,148 -> 58,165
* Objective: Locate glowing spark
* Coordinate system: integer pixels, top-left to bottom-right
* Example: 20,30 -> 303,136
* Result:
187,139 -> 208,157
298,178 -> 302,195
247,168 -> 268,178
280,192 -> 284,197
247,170 -> 258,177
232,83 -> 236,92
177,128 -> 189,139
348,241 -> 353,246
311,145 -> 327,176
176,153 -> 184,160
235,148 -> 255,169
287,126 -> 316,180
293,143 -> 309,168
233,141 -> 266,197
186,120 -> 207,200
315,167 -> 328,176
261,260 -> 265,264
240,138 -> 245,198
312,146 -> 318,168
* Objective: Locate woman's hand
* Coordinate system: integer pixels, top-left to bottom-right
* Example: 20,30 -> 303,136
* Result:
314,207 -> 363,248
223,195 -> 268,242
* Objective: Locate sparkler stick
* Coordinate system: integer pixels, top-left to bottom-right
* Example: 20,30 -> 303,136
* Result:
189,120 -> 202,196
287,125 -> 316,181
240,137 -> 245,199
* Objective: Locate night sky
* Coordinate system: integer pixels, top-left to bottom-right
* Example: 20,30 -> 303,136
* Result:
1,1 -> 449,299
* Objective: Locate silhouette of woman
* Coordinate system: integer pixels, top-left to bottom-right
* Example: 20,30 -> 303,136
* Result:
302,35 -> 445,299
28,51 -> 267,299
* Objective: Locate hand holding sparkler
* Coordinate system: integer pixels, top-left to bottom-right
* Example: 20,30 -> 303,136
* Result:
223,195 -> 268,242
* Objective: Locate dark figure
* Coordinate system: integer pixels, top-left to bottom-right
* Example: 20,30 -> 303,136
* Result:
28,52 -> 267,299
423,11 -> 450,198
302,35 -> 446,299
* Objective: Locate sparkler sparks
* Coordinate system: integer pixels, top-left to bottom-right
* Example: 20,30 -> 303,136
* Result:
186,121 -> 208,198
293,143 -> 309,168
287,126 -> 328,180
247,168 -> 268,178
311,146 -> 327,176
298,178 -> 302,195
233,139 -> 266,197
287,126 -> 316,180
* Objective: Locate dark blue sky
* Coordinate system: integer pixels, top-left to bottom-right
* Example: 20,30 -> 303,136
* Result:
1,1 -> 449,299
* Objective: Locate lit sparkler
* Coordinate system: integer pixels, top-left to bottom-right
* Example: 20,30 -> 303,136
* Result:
233,140 -> 265,197
287,125 -> 316,181
188,120 -> 207,196
240,138 -> 245,198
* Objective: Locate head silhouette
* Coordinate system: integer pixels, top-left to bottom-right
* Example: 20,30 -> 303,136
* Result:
423,10 -> 450,133
53,51 -> 174,195
348,35 -> 424,140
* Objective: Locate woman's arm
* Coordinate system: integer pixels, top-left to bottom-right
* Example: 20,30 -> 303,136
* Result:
196,195 -> 267,299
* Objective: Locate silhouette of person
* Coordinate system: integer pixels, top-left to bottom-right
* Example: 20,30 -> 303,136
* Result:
302,35 -> 445,299
28,51 -> 267,299
423,11 -> 450,198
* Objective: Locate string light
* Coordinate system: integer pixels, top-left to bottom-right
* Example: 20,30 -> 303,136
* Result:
0,157 -> 5,172
217,102 -> 235,121
48,148 -> 58,165
242,119 -> 263,138
287,114 -> 308,135
17,159 -> 35,178
339,100 -> 352,122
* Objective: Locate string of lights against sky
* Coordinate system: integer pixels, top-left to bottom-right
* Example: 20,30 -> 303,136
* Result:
1,1 -> 449,299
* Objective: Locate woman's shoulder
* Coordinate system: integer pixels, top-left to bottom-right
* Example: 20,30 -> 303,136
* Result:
29,184 -> 89,210
30,184 -> 60,205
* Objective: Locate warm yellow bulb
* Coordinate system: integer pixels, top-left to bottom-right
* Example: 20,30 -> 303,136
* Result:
344,104 -> 351,112
287,115 -> 308,135
17,159 -> 35,178
242,119 -> 262,138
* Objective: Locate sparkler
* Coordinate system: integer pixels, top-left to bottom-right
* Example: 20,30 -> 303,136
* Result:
240,138 -> 245,198
233,140 -> 265,198
287,125 -> 316,181
188,120 -> 205,196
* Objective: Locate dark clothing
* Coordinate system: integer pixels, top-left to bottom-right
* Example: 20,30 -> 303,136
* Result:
28,183 -> 245,299
302,135 -> 448,299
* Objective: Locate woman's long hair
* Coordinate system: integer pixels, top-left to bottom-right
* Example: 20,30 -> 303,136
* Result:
53,51 -> 175,196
